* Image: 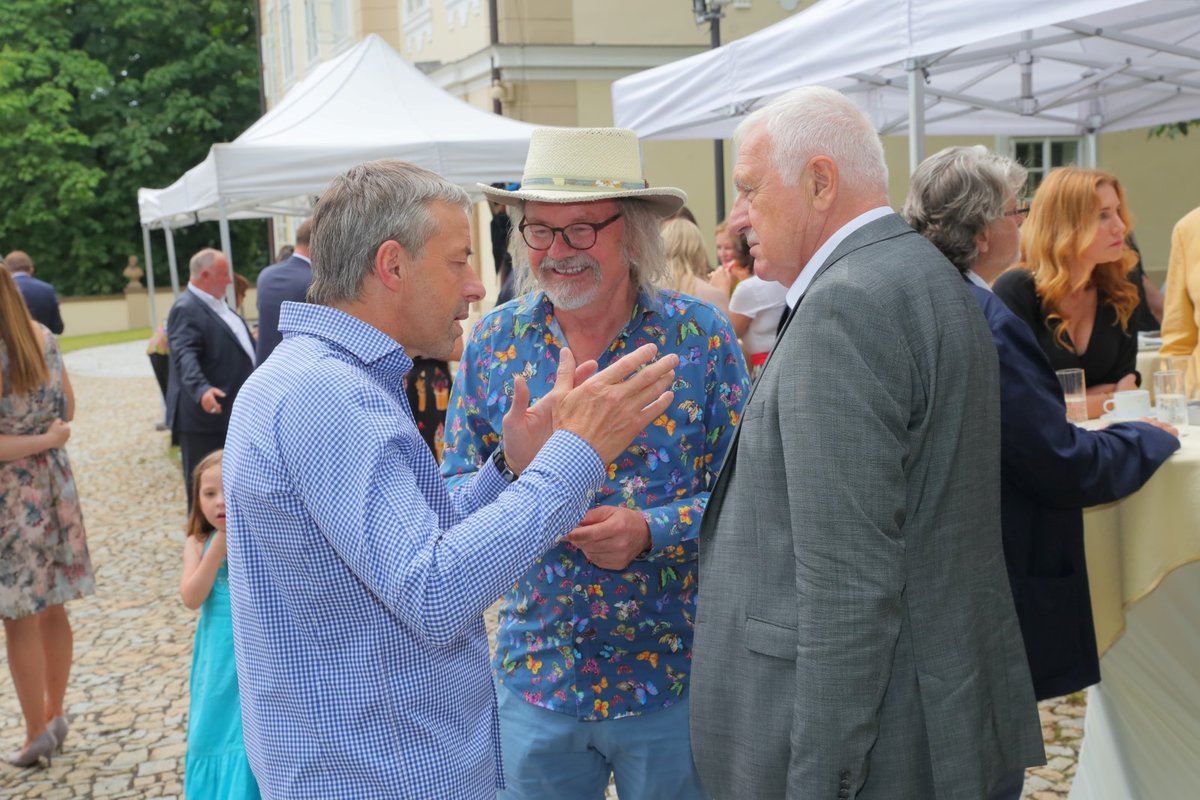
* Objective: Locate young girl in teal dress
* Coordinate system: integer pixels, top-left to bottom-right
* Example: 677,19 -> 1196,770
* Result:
180,450 -> 260,798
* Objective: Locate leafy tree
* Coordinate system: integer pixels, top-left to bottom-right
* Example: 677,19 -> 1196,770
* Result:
1149,119 -> 1199,139
0,0 -> 266,296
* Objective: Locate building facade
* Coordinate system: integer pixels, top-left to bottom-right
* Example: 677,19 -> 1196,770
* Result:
258,0 -> 1200,295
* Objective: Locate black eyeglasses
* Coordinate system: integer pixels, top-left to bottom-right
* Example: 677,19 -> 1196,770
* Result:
519,213 -> 622,251
1005,202 -> 1031,219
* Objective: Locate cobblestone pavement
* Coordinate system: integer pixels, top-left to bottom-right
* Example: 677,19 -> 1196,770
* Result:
1,345 -> 1085,798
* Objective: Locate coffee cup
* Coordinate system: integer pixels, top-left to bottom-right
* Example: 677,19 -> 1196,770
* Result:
1103,389 -> 1152,419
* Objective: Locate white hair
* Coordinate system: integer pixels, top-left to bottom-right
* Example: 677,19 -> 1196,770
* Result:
734,86 -> 888,194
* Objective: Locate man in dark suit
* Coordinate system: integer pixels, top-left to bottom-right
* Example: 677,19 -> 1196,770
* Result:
689,87 -> 1044,799
167,248 -> 256,505
5,250 -> 64,334
255,218 -> 313,364
903,146 -> 1179,738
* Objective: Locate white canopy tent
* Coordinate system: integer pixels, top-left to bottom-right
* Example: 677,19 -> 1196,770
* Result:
136,34 -> 540,322
613,0 -> 1200,172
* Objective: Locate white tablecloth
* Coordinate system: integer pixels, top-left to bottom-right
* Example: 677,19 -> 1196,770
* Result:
1070,433 -> 1200,798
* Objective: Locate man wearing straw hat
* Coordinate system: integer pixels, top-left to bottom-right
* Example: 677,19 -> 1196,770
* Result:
443,127 -> 749,799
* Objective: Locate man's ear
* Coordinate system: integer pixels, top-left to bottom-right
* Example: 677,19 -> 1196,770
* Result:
975,227 -> 991,257
375,240 -> 409,292
809,155 -> 838,212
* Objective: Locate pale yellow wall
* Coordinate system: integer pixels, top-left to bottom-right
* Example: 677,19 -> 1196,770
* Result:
1098,129 -> 1200,280
571,0 -> 802,47
497,0 -> 572,44
61,297 -> 134,337
359,0 -> 402,50
506,79 -> 578,126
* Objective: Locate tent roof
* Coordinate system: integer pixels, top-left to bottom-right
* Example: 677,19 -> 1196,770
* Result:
139,34 -> 540,228
612,0 -> 1200,141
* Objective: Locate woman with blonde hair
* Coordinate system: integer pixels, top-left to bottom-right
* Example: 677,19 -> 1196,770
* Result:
994,167 -> 1142,418
0,269 -> 93,768
662,217 -> 729,313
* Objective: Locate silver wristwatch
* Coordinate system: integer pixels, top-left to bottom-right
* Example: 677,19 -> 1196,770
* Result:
491,447 -> 519,483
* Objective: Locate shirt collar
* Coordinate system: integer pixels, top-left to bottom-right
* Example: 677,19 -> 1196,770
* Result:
293,253 -> 311,265
187,281 -> 227,310
784,206 -> 893,309
278,300 -> 409,368
965,269 -> 992,291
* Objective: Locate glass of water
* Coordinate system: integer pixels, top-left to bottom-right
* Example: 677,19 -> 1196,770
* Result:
1153,370 -> 1189,436
1056,368 -> 1088,423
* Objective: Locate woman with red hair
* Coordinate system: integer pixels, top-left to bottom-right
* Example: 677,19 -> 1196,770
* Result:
994,167 -> 1142,418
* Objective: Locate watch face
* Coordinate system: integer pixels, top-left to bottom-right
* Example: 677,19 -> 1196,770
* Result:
494,448 -> 517,482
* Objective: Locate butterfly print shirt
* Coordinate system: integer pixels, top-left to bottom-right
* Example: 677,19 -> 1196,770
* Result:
443,289 -> 749,720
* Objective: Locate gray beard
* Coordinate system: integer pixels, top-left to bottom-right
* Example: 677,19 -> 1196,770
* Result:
537,254 -> 603,311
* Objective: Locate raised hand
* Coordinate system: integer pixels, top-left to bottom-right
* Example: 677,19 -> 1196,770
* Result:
502,351 -> 599,473
555,343 -> 677,465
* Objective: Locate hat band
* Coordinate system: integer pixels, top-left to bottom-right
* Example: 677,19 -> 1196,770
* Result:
521,176 -> 650,192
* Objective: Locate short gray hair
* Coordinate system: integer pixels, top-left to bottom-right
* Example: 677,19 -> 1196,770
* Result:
735,86 -> 888,194
511,199 -> 669,299
308,160 -> 470,305
902,146 -> 1027,273
189,248 -> 223,278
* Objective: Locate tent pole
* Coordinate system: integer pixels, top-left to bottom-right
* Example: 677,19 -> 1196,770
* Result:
218,200 -> 236,307
907,60 -> 927,174
710,10 -> 725,224
142,225 -> 158,329
164,224 -> 181,298
1085,132 -> 1098,168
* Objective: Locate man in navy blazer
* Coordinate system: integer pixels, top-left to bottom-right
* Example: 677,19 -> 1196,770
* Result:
255,218 -> 313,364
904,147 -> 1179,712
5,250 -> 64,334
167,248 -> 256,505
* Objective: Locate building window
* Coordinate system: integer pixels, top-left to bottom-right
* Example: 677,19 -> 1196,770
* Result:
403,0 -> 434,54
305,0 -> 320,61
331,0 -> 351,46
1012,138 -> 1084,196
281,0 -> 295,82
265,1 -> 280,102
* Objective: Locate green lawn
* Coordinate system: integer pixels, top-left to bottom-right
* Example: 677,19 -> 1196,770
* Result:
58,327 -> 153,354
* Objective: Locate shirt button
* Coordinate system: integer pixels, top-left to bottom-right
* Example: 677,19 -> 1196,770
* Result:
575,636 -> 584,644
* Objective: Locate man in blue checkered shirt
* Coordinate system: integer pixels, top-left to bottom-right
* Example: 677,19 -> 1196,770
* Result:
222,159 -> 678,799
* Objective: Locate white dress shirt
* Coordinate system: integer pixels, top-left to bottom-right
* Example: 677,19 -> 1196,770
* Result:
966,269 -> 991,291
188,283 -> 256,364
783,206 -> 894,309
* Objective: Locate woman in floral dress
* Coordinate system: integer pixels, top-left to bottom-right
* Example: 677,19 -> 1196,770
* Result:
0,268 -> 93,768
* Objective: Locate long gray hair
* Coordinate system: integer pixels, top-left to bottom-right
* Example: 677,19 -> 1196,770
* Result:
902,146 -> 1027,273
308,160 -> 470,305
509,199 -> 669,299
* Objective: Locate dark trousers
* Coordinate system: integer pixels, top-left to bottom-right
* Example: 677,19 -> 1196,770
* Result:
179,430 -> 226,511
989,768 -> 1025,800
148,353 -> 170,402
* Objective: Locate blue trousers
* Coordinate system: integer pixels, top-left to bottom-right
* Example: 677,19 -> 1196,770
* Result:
496,683 -> 708,800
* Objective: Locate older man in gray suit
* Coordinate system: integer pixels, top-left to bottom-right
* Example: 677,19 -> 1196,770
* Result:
689,86 -> 1045,799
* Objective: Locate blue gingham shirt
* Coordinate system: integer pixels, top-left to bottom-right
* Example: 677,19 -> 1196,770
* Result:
223,302 -> 604,799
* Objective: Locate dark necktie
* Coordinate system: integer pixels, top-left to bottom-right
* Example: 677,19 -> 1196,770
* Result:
776,303 -> 792,337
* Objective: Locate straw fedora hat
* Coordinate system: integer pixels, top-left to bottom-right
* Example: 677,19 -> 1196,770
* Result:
480,127 -> 686,217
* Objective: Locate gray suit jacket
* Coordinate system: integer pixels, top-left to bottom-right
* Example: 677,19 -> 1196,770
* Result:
690,214 -> 1043,799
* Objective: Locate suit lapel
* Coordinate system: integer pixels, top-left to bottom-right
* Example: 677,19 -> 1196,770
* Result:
702,213 -> 917,530
189,291 -> 253,363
